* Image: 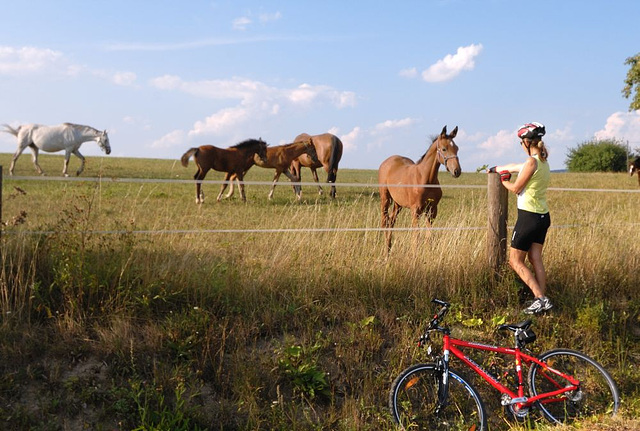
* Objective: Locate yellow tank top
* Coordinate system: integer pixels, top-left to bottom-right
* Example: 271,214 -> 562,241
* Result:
517,155 -> 550,214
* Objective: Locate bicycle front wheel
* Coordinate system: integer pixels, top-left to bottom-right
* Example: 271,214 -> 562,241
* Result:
389,363 -> 487,430
528,348 -> 620,424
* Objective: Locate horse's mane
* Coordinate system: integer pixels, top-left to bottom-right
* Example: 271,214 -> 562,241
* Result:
416,135 -> 439,163
63,122 -> 85,129
63,122 -> 99,133
231,138 -> 267,149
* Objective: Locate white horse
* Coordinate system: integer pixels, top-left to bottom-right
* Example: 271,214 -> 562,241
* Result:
2,123 -> 111,176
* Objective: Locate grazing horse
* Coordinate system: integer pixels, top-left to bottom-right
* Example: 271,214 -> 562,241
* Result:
378,125 -> 461,252
290,133 -> 343,198
3,123 -> 111,176
226,139 -> 318,200
180,139 -> 267,203
630,157 -> 640,187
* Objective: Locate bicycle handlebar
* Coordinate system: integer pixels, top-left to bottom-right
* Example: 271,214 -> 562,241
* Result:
426,299 -> 451,331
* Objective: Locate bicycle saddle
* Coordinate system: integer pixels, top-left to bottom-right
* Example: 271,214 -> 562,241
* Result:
498,320 -> 532,332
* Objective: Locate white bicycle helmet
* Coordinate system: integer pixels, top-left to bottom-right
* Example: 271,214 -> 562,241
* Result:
517,122 -> 546,140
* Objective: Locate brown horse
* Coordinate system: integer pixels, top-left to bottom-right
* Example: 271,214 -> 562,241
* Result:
225,139 -> 319,200
630,157 -> 640,186
180,138 -> 267,203
378,125 -> 461,252
290,132 -> 343,198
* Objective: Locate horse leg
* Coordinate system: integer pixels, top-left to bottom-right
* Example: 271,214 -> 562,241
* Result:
328,168 -> 338,199
72,149 -> 86,176
311,168 -> 323,195
380,187 -> 392,252
194,169 -> 207,204
414,202 -> 437,245
217,173 -> 232,202
387,202 -> 402,251
9,143 -> 29,176
28,145 -> 44,175
225,174 -> 236,198
283,168 -> 301,200
237,174 -> 248,202
380,187 -> 401,253
268,171 -> 283,200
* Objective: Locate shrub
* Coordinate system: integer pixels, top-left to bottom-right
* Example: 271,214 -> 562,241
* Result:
565,139 -> 628,172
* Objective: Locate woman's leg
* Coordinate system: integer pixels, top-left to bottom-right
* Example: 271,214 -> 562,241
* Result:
527,242 -> 546,296
509,248 -> 544,298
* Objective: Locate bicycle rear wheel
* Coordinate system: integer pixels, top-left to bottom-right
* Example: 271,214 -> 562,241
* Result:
528,348 -> 620,424
389,363 -> 487,430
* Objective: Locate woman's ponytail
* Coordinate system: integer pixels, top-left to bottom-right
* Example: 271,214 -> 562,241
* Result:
537,141 -> 548,162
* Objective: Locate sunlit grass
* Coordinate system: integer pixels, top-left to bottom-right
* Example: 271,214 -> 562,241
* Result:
0,153 -> 638,429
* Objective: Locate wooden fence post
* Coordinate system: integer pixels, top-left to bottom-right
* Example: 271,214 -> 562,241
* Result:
487,173 -> 508,274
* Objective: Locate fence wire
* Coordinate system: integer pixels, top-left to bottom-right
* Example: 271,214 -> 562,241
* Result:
2,175 -> 639,236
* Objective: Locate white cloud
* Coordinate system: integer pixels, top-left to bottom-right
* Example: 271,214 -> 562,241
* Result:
594,111 -> 640,143
260,12 -> 282,23
288,83 -> 318,104
233,17 -> 252,30
150,75 -> 356,140
189,106 -> 250,137
478,129 -> 515,157
0,46 -> 64,74
0,45 -> 138,89
150,76 -> 356,111
373,118 -> 416,134
338,127 -> 361,152
149,74 -> 182,90
548,123 -> 574,142
151,129 -> 186,149
111,71 -> 137,86
422,43 -> 483,83
150,75 -> 272,103
399,67 -> 418,78
335,91 -> 357,108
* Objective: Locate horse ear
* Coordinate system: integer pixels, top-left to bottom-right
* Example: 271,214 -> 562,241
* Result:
440,126 -> 448,137
449,126 -> 458,138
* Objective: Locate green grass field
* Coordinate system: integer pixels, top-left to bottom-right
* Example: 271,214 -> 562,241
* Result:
0,153 -> 639,430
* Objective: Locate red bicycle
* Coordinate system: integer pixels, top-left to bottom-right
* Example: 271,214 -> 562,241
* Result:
389,299 -> 620,430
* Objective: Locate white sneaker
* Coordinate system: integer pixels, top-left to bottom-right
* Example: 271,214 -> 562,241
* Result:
523,297 -> 553,314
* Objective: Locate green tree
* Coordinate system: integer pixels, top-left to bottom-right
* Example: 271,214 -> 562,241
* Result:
565,139 -> 628,172
622,53 -> 640,111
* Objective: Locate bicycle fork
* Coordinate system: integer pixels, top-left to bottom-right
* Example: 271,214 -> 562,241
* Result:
435,349 -> 451,411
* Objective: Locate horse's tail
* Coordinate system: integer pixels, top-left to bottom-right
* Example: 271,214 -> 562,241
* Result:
1,124 -> 19,136
181,148 -> 199,167
327,135 -> 342,184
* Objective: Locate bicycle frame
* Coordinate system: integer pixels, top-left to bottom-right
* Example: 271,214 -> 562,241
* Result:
442,333 -> 581,409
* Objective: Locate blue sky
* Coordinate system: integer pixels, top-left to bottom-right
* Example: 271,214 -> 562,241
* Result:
1,0 -> 640,172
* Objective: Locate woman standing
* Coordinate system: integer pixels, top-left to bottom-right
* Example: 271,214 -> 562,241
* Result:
490,122 -> 552,314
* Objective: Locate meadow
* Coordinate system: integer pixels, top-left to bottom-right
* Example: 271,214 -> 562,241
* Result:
0,153 -> 639,430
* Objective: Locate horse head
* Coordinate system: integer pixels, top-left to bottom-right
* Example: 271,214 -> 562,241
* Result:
256,138 -> 268,164
304,138 -> 320,164
98,130 -> 111,155
630,158 -> 639,176
435,125 -> 461,178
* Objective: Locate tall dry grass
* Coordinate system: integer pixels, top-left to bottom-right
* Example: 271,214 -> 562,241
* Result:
0,153 -> 639,429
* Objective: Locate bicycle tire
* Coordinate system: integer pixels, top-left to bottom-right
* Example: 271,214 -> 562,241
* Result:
528,348 -> 620,424
389,363 -> 487,430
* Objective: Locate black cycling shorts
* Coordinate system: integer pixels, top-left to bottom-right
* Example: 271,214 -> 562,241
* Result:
511,209 -> 551,251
